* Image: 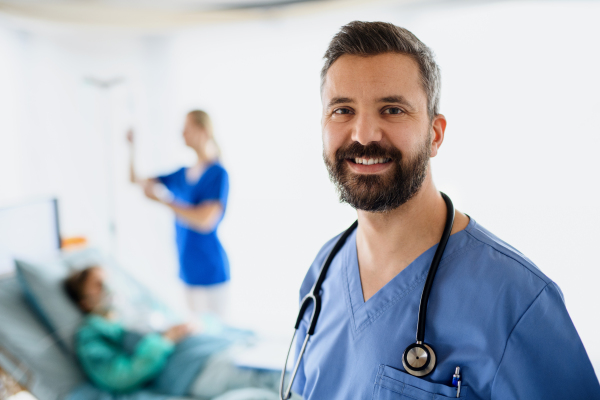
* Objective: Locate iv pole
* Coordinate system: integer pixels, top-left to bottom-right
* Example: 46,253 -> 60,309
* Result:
83,76 -> 125,255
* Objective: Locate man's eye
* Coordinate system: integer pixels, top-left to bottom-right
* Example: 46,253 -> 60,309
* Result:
383,107 -> 403,115
333,108 -> 352,115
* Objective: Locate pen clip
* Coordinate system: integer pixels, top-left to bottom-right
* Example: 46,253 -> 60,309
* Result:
452,366 -> 461,398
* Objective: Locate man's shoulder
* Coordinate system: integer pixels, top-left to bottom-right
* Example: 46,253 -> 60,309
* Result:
461,218 -> 563,301
466,219 -> 551,282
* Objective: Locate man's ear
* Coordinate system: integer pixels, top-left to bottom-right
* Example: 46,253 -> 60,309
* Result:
430,114 -> 447,158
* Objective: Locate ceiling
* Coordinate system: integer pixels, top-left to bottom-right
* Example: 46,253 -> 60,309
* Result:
1,0 -> 325,12
0,0 -> 373,29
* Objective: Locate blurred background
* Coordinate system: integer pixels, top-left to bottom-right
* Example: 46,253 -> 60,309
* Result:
0,0 -> 598,373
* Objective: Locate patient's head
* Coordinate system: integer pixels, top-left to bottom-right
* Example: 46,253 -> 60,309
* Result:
64,266 -> 111,314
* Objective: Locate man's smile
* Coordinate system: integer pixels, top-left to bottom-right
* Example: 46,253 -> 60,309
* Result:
345,157 -> 393,174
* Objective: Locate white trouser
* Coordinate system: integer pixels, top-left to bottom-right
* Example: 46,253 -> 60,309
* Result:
185,282 -> 229,320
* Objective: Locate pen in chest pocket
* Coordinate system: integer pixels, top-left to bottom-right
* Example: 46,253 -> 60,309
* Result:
452,367 -> 461,398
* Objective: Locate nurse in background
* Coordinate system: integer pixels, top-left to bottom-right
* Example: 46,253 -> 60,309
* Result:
127,110 -> 230,319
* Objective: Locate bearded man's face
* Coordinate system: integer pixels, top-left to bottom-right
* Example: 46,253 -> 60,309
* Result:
321,53 -> 435,212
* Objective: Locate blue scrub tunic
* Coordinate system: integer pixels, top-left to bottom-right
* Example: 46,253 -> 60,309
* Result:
293,218 -> 600,399
158,163 -> 229,286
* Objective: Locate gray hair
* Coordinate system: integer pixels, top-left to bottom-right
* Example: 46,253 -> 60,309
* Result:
321,21 -> 441,119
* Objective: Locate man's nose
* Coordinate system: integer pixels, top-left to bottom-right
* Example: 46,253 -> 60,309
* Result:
351,112 -> 382,145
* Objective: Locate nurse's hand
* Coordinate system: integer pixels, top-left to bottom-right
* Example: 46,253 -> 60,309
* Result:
163,323 -> 195,343
142,180 -> 160,202
126,128 -> 134,144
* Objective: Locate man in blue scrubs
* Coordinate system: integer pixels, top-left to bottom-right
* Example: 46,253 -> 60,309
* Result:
291,21 -> 600,399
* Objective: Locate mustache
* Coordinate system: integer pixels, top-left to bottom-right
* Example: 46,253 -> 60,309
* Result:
335,142 -> 402,161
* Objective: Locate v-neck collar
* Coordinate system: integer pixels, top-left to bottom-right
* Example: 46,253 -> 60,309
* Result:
342,219 -> 472,334
185,162 -> 217,185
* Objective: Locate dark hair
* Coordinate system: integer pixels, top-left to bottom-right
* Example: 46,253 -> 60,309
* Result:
63,266 -> 97,312
321,21 -> 441,119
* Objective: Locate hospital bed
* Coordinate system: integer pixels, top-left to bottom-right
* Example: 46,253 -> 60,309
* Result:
0,200 -> 284,400
0,250 -> 246,400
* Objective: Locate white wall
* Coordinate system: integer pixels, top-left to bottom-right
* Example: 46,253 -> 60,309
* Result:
1,0 -> 598,373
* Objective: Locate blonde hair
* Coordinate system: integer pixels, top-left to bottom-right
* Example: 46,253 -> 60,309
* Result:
187,110 -> 221,158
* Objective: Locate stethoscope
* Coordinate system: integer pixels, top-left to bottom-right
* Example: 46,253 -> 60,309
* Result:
280,192 -> 455,400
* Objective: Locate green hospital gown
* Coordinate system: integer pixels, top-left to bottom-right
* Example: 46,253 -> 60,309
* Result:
76,315 -> 175,394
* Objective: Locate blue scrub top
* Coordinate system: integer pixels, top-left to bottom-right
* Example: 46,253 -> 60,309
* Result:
158,163 -> 229,286
293,218 -> 600,399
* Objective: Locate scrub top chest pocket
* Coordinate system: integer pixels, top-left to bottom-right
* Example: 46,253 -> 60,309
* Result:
373,365 -> 468,399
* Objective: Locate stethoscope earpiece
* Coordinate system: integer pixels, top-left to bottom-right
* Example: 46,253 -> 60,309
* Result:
402,342 -> 437,377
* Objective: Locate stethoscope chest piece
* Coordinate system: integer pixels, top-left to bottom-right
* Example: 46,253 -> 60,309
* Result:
402,342 -> 437,377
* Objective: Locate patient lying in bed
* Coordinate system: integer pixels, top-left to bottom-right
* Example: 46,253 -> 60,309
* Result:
64,266 -> 281,399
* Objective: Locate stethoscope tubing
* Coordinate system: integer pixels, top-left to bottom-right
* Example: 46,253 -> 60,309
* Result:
416,192 -> 454,343
280,326 -> 311,400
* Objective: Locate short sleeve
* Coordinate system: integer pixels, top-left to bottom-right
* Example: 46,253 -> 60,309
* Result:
157,168 -> 183,192
198,165 -> 229,207
491,283 -> 600,399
